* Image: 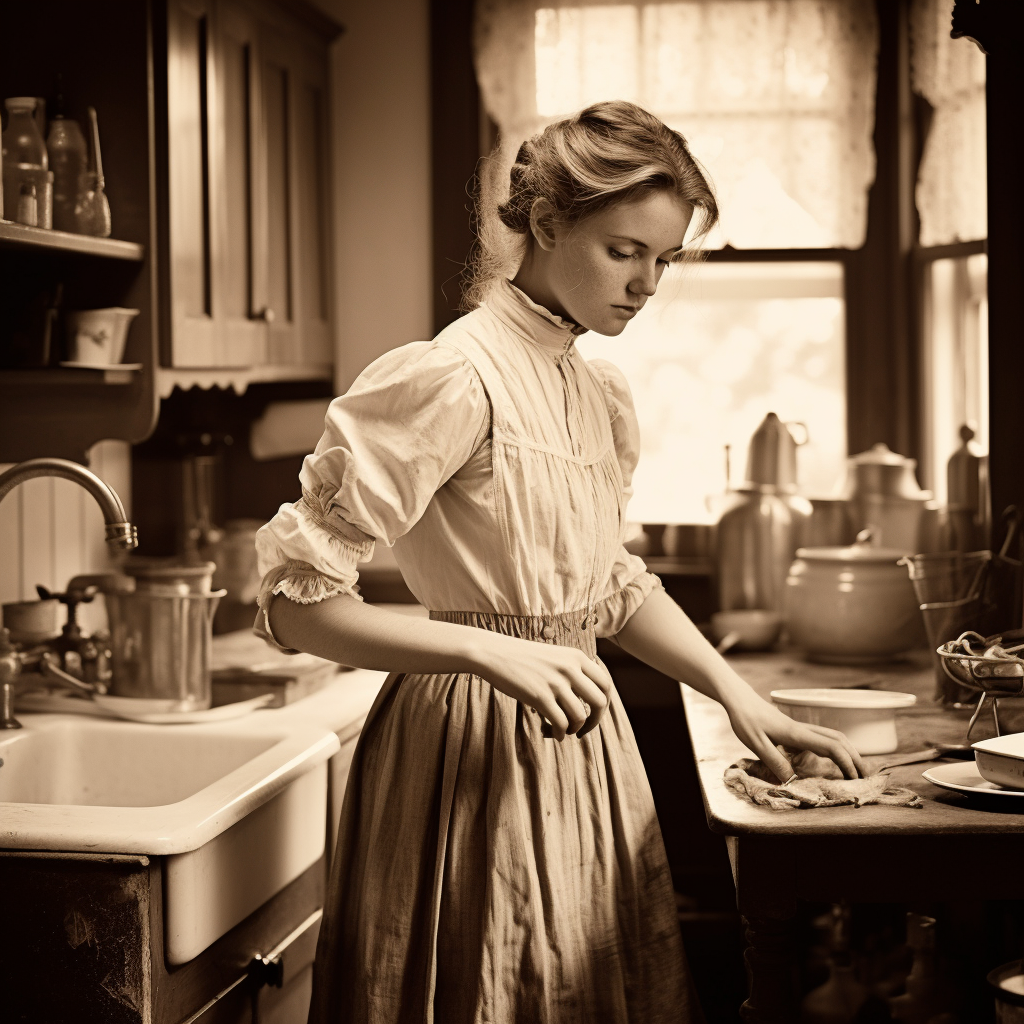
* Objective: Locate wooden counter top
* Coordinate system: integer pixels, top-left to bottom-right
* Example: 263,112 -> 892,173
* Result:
682,648 -> 1024,836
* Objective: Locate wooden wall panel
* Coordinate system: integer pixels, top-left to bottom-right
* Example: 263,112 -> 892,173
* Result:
0,442 -> 132,635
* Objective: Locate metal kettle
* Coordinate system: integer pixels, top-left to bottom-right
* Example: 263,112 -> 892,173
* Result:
715,413 -> 812,612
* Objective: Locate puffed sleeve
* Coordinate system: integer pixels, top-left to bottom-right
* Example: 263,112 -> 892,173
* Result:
254,341 -> 489,650
587,359 -> 664,640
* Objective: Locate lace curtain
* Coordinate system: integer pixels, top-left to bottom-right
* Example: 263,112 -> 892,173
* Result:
474,0 -> 880,250
910,0 -> 986,247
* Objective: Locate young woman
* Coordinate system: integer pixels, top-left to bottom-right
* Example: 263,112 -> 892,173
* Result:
255,100 -> 865,1024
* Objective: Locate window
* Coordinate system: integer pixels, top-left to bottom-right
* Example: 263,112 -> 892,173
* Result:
910,0 -> 988,498
577,261 -> 845,521
475,0 -> 877,520
920,253 -> 988,505
471,0 -> 988,524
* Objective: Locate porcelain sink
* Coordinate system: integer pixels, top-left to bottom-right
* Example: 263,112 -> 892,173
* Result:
0,713 -> 340,963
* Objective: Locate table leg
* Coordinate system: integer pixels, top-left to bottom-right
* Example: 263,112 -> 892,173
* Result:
738,911 -> 800,1024
726,836 -> 800,1024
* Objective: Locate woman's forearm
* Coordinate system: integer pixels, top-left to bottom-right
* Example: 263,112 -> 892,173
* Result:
613,588 -> 867,780
611,587 -> 753,710
267,592 -> 491,676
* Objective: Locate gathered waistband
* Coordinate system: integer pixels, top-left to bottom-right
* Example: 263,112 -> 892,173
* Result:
429,608 -> 599,660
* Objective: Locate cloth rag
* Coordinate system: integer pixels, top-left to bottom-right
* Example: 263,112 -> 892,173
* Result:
724,755 -> 923,811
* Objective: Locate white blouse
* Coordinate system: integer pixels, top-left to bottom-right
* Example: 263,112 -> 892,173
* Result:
254,280 -> 660,649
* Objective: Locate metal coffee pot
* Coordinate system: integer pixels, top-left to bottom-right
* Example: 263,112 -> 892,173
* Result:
715,413 -> 812,612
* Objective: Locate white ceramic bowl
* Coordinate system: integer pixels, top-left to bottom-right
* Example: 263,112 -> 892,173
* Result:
770,688 -> 917,755
972,733 -> 1024,790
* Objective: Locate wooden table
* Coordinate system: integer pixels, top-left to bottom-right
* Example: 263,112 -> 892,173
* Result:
681,649 -> 1024,1023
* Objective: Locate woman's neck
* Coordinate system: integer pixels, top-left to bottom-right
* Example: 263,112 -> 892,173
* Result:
510,251 -> 575,326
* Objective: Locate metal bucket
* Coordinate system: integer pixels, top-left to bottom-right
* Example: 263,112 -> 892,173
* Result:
106,560 -> 224,710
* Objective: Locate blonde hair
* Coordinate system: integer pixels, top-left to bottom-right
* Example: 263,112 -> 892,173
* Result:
463,100 -> 719,310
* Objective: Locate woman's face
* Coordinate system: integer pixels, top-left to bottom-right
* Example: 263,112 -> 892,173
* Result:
538,190 -> 694,336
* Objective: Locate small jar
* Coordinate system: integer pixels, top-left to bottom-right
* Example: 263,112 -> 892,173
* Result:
16,181 -> 38,227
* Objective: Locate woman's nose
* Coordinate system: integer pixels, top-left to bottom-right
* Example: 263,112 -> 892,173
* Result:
629,262 -> 658,297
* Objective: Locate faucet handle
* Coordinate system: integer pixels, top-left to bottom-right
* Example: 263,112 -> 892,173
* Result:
0,627 -> 14,656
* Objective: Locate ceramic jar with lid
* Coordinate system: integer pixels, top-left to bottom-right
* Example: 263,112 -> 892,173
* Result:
783,532 -> 925,663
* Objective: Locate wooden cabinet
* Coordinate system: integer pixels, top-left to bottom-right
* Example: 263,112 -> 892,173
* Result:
0,0 -> 339,463
165,0 -> 337,374
0,3 -> 159,463
0,851 -> 324,1024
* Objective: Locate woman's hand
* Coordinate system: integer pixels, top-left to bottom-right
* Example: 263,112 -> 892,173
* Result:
468,632 -> 615,740
724,692 -> 867,783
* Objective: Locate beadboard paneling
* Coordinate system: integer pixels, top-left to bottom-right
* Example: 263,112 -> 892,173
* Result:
0,442 -> 132,633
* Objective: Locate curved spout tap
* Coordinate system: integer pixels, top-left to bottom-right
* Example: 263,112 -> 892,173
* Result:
0,458 -> 138,551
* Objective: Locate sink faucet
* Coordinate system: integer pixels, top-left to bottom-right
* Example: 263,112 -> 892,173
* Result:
0,458 -> 138,551
0,458 -> 138,728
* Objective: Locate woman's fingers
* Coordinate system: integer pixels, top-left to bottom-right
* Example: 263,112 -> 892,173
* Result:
579,656 -> 615,698
748,733 -> 796,783
555,687 -> 589,735
803,726 -> 867,778
537,700 -> 570,740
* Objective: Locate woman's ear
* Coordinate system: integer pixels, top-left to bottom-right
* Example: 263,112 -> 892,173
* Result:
528,198 -> 559,252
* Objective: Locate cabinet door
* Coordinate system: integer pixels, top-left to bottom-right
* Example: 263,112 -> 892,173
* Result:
254,911 -> 322,1024
167,0 -> 219,366
209,0 -> 268,367
255,26 -> 332,370
187,978 -> 255,1024
288,39 -> 332,368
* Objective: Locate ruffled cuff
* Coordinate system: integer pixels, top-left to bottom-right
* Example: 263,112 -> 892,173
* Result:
253,560 -> 362,653
593,570 -> 663,640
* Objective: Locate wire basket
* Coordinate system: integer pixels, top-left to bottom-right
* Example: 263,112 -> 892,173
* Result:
937,630 -> 1024,741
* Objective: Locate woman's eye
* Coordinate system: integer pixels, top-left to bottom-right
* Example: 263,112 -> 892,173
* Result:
609,248 -> 634,260
656,258 -> 670,267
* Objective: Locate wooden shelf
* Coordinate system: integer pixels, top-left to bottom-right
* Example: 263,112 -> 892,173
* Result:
0,220 -> 145,261
0,366 -> 139,385
157,363 -> 333,397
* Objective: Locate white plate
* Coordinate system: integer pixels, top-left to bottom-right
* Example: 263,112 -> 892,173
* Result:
91,693 -> 274,724
922,760 -> 1024,799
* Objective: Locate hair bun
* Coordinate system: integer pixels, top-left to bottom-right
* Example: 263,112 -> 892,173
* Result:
498,160 -> 535,233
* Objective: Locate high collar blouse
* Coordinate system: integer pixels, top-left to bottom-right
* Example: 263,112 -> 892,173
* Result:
254,280 -> 660,648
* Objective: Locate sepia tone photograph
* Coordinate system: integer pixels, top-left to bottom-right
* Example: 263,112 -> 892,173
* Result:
0,0 -> 1020,1021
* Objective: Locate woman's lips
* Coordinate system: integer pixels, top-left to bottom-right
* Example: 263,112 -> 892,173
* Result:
612,305 -> 640,317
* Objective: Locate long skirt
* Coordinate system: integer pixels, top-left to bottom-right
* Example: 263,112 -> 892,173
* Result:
308,609 -> 702,1023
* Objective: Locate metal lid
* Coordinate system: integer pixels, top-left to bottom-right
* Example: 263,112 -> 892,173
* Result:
123,558 -> 215,592
795,529 -> 907,563
849,442 -> 915,467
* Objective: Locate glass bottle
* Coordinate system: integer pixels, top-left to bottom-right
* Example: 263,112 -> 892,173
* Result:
2,97 -> 48,226
801,904 -> 870,1024
47,114 -> 88,232
888,913 -> 959,1024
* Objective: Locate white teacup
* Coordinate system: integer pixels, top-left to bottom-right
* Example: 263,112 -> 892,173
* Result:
65,307 -> 139,365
